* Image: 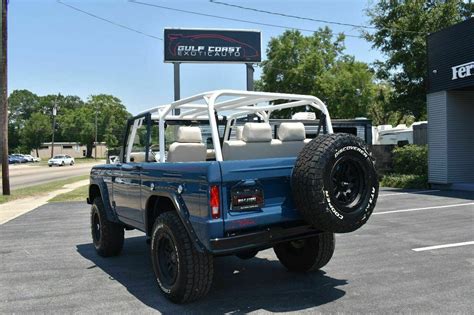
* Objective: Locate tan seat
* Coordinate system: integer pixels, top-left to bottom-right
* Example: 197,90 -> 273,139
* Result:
167,126 -> 207,162
222,122 -> 310,160
274,122 -> 307,157
223,123 -> 282,160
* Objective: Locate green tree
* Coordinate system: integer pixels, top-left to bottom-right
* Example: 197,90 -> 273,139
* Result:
87,94 -> 131,149
20,113 -> 52,157
257,28 -> 376,119
60,105 -> 95,157
60,94 -> 130,157
365,0 -> 473,120
317,56 -> 375,118
8,90 -> 41,151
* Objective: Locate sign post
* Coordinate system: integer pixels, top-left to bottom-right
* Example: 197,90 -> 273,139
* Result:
164,28 -> 261,99
0,0 -> 9,195
246,63 -> 254,91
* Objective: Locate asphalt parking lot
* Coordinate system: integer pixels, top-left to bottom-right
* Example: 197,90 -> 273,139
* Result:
1,188 -> 473,313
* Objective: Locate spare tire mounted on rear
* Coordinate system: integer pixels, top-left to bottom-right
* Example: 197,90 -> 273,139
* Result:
292,133 -> 378,233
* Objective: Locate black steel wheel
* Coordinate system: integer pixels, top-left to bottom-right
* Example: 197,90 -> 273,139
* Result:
90,197 -> 124,257
151,212 -> 213,303
155,231 -> 179,288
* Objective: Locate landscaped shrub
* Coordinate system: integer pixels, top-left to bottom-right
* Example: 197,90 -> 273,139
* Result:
392,145 -> 428,176
380,174 -> 429,189
381,145 -> 429,189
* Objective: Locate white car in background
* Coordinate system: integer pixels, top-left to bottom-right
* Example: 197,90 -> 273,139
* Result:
23,154 -> 41,162
48,154 -> 75,167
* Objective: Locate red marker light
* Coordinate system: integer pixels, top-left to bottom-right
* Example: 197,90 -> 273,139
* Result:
210,185 -> 220,219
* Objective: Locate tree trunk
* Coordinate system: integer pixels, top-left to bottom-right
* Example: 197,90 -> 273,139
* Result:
35,147 -> 39,158
86,143 -> 93,158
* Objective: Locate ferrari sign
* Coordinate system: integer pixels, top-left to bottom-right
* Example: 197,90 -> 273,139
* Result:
164,28 -> 261,63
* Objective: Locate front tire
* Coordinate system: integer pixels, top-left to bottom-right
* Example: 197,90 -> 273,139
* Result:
151,212 -> 213,303
91,197 -> 124,257
274,233 -> 335,272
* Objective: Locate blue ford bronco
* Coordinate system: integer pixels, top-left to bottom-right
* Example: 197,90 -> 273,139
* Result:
87,90 -> 379,303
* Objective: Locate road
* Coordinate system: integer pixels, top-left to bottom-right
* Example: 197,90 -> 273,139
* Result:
0,188 -> 473,313
0,162 -> 102,189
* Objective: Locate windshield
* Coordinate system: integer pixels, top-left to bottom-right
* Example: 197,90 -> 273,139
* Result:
53,155 -> 64,159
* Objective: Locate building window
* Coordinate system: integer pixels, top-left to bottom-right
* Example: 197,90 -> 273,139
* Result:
63,145 -> 73,149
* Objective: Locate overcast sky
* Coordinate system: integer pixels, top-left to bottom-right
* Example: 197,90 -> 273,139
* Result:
8,0 -> 383,114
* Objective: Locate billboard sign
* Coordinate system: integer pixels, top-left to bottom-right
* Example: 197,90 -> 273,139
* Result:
164,28 -> 261,63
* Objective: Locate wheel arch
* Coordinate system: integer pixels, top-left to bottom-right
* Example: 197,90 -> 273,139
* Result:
87,180 -> 120,223
144,191 -> 206,252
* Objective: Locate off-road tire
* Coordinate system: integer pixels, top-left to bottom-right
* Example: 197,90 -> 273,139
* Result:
90,197 -> 124,257
292,133 -> 378,233
151,212 -> 214,304
274,233 -> 335,272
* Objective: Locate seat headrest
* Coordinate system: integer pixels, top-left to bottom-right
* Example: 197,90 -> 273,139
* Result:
235,126 -> 244,140
242,123 -> 272,142
278,122 -> 306,141
176,126 -> 202,143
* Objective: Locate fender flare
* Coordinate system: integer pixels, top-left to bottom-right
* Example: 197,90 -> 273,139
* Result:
146,190 -> 207,253
88,179 -> 120,224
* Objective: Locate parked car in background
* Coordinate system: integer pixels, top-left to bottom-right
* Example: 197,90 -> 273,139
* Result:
11,154 -> 28,163
8,155 -> 20,164
22,154 -> 41,162
48,155 -> 75,167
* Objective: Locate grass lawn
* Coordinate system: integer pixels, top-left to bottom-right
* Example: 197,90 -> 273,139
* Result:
48,185 -> 88,203
32,157 -> 105,167
0,175 -> 89,204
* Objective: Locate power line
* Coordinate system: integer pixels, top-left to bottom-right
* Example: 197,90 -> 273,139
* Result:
209,0 -> 426,35
56,0 -> 163,41
128,0 -> 363,38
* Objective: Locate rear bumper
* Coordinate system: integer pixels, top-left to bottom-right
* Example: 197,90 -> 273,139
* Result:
209,224 -> 321,255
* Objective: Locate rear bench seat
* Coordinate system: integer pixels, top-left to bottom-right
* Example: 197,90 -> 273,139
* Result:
222,122 -> 311,160
167,126 -> 207,162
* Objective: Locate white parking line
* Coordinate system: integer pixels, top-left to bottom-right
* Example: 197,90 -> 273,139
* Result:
373,202 -> 474,215
378,189 -> 440,197
412,241 -> 474,252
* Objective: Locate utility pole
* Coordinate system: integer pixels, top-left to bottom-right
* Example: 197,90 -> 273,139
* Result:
94,106 -> 97,160
51,103 -> 57,158
0,0 -> 10,195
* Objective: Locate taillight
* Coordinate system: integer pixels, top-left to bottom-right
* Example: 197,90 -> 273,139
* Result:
210,185 -> 220,219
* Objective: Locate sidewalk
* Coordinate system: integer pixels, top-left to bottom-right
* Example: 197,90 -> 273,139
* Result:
0,179 -> 89,225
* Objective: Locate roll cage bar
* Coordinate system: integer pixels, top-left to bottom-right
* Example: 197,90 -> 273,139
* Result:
134,90 -> 333,162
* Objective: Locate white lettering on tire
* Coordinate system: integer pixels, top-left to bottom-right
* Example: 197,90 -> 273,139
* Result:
324,190 -> 344,220
334,146 -> 368,159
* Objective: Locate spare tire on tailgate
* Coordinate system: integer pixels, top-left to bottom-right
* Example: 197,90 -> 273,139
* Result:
292,133 -> 378,233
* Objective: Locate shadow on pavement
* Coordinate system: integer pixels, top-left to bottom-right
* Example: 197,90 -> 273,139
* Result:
77,236 -> 347,313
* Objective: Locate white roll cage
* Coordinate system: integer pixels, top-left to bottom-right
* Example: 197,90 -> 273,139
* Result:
136,90 -> 333,162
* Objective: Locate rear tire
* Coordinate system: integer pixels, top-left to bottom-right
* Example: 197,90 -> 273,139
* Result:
91,197 -> 124,257
274,233 -> 335,272
151,212 -> 213,303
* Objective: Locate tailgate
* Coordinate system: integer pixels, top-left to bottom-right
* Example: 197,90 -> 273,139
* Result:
219,157 -> 301,234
